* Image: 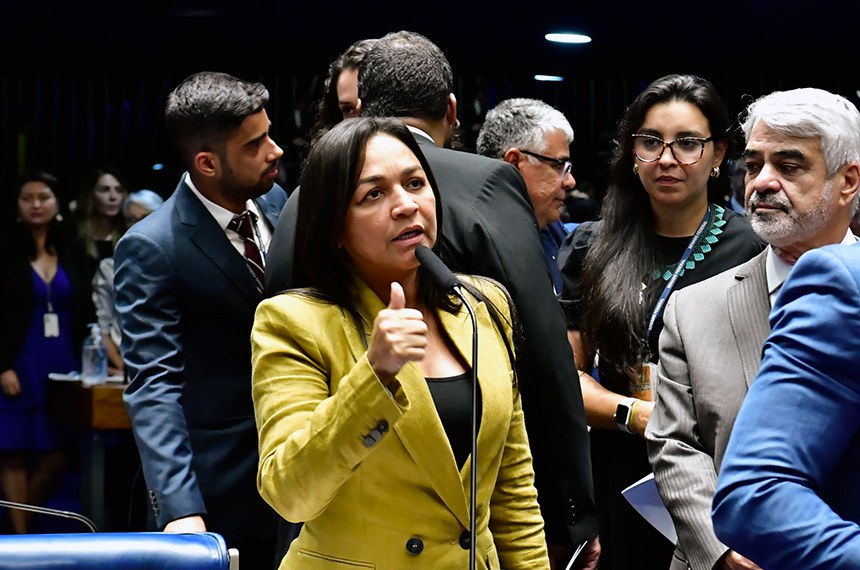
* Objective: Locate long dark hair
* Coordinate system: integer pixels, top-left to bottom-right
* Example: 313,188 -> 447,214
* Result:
292,116 -> 454,326
581,74 -> 732,383
294,116 -> 522,386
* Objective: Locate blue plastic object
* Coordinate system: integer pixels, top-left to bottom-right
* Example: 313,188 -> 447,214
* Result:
0,531 -> 234,569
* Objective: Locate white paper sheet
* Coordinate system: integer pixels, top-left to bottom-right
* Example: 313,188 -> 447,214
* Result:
621,472 -> 677,544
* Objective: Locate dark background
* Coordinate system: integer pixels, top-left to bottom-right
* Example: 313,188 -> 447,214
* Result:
3,0 -> 858,218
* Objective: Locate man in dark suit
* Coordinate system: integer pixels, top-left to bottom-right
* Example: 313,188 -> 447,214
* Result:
115,71 -> 286,568
265,31 -> 599,569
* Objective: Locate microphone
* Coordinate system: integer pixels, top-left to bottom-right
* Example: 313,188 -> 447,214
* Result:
0,498 -> 97,532
414,245 -> 478,570
415,245 -> 461,293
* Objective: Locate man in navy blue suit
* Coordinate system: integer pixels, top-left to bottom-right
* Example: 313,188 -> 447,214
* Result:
115,71 -> 286,568
712,88 -> 860,569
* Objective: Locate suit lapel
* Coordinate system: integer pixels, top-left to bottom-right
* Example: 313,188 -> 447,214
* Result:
391,302 -> 476,529
401,297 -> 510,529
176,182 -> 260,301
350,278 -> 506,529
253,192 -> 281,231
394,361 -> 471,528
727,252 -> 771,387
347,279 -> 514,529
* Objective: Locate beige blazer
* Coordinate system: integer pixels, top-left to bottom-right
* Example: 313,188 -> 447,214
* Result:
646,252 -> 770,570
252,274 -> 549,569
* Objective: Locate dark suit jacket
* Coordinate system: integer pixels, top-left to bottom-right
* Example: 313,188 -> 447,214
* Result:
265,135 -> 598,548
115,176 -> 286,544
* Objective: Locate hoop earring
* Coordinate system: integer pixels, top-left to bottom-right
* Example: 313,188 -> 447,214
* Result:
711,166 -> 720,178
452,119 -> 461,129
632,163 -> 639,174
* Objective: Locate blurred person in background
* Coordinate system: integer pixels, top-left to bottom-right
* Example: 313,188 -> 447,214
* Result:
91,189 -> 164,376
73,165 -> 129,261
0,171 -> 94,533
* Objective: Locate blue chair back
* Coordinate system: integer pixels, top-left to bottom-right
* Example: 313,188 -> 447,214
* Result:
0,532 -> 236,569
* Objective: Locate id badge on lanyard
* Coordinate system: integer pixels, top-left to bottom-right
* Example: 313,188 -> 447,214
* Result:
636,207 -> 711,401
44,312 -> 60,338
630,361 -> 656,401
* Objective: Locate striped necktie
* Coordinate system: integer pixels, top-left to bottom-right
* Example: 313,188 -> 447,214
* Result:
227,210 -> 265,294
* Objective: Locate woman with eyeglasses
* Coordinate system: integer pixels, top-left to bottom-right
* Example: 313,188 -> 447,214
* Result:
557,74 -> 765,569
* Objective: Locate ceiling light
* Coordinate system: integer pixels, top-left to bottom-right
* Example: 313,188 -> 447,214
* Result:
534,75 -> 564,82
545,33 -> 592,44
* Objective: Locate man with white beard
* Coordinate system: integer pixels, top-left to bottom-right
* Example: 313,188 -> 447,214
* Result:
646,87 -> 860,570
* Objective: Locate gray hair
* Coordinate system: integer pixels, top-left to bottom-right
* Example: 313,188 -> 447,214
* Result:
123,189 -> 164,216
476,98 -> 573,159
741,88 -> 860,178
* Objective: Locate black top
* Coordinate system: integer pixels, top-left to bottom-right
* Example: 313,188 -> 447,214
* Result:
95,238 -> 114,261
425,371 -> 482,469
558,205 -> 766,393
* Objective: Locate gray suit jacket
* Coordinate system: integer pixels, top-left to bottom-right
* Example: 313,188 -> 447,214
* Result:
645,251 -> 770,570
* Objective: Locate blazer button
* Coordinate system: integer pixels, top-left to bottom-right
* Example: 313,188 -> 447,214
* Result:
567,498 -> 576,525
459,530 -> 471,550
376,419 -> 389,433
405,537 -> 424,555
148,490 -> 159,516
363,435 -> 376,448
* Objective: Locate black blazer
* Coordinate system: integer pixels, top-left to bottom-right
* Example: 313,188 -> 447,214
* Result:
265,135 -> 599,548
115,177 -> 286,544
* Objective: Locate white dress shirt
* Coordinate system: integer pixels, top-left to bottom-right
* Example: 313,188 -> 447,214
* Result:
184,172 -> 272,266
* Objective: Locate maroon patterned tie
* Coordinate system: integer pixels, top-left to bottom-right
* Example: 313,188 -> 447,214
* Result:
227,211 -> 265,294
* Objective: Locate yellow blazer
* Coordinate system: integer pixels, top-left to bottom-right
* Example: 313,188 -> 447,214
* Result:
252,275 -> 549,569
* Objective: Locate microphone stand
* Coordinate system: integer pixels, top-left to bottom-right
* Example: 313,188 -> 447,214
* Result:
413,246 -> 478,570
451,284 -> 478,570
0,498 -> 98,532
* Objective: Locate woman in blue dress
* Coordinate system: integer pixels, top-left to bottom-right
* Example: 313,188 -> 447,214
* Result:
0,171 -> 94,533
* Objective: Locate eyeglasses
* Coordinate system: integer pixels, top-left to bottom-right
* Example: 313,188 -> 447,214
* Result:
631,134 -> 714,165
520,149 -> 573,178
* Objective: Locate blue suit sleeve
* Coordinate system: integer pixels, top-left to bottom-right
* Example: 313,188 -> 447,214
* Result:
712,244 -> 860,569
115,230 -> 206,527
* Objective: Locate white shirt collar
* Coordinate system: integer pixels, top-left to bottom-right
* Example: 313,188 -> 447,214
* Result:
183,173 -> 271,256
765,229 -> 858,304
406,125 -> 436,145
184,172 -> 262,232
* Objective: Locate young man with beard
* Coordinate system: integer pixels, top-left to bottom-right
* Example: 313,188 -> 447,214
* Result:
115,71 -> 287,568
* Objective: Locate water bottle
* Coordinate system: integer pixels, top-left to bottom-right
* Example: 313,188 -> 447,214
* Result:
81,323 -> 108,386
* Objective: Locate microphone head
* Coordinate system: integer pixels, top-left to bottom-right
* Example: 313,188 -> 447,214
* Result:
415,245 -> 460,292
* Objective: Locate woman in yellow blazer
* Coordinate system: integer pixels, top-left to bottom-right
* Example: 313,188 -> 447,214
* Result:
251,117 -> 549,569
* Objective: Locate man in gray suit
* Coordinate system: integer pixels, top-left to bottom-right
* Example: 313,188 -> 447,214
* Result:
645,87 -> 860,570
